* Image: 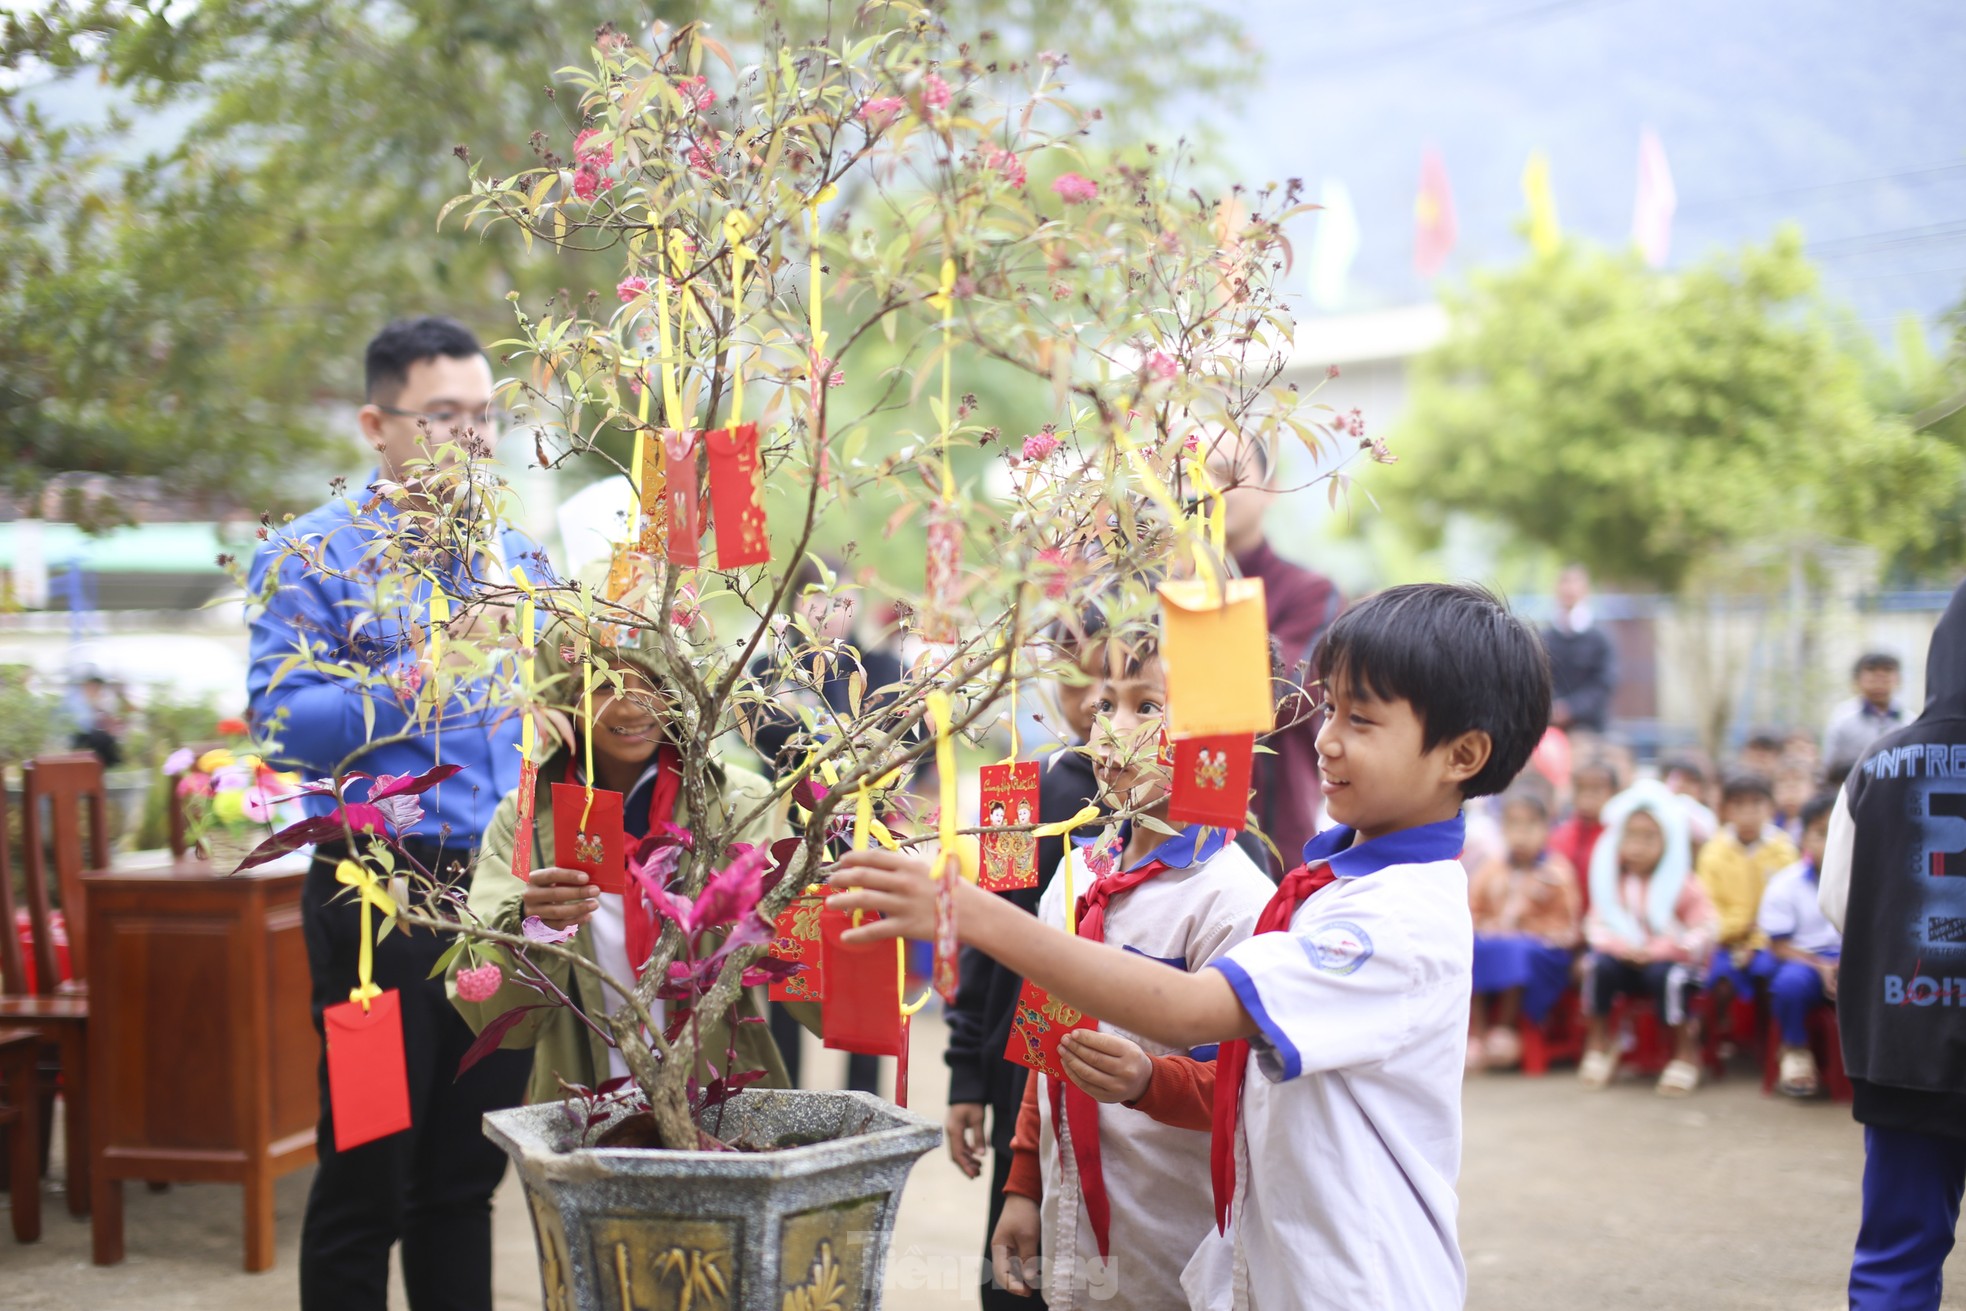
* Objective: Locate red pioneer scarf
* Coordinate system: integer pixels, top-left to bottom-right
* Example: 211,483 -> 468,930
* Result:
1209,860 -> 1340,1233
1050,855 -> 1171,1260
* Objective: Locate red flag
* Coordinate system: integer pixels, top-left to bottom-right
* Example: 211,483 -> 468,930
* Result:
1414,146 -> 1458,279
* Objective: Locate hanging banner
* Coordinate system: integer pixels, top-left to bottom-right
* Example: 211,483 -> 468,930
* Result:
1166,733 -> 1256,831
923,502 -> 962,642
663,429 -> 703,567
978,761 -> 1041,891
510,758 -> 540,881
637,427 -> 668,557
705,422 -> 770,567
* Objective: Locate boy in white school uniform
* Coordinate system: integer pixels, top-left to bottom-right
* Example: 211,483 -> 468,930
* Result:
832,583 -> 1552,1310
992,635 -> 1274,1308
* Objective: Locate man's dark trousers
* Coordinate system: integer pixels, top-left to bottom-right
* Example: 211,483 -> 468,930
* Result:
297,840 -> 530,1311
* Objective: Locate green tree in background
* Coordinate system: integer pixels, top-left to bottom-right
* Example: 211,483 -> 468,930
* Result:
1378,228 -> 1960,594
1,0 -> 1249,517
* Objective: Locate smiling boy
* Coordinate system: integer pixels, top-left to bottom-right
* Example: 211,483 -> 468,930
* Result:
832,583 -> 1551,1310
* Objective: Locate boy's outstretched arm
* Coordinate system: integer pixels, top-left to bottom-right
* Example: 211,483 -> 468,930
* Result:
829,849 -> 1257,1051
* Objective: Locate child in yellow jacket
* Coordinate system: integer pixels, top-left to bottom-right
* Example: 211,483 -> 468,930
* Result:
1697,772 -> 1798,1032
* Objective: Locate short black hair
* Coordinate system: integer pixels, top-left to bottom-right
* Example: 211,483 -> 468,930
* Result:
1720,771 -> 1774,806
364,316 -> 484,402
1661,754 -> 1707,785
1573,758 -> 1620,790
1854,651 -> 1901,677
1313,582 -> 1551,798
1501,785 -> 1552,822
1744,732 -> 1784,756
1798,791 -> 1837,833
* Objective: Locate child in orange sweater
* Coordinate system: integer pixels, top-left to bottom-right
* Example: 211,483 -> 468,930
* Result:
1467,787 -> 1581,1070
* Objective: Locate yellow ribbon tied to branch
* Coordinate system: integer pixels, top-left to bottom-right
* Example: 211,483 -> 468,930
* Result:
336,859 -> 399,1010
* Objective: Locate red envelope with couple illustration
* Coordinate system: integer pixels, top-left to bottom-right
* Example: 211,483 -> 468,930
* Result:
978,761 -> 1041,891
1003,977 -> 1098,1079
1165,733 -> 1256,831
550,783 -> 626,895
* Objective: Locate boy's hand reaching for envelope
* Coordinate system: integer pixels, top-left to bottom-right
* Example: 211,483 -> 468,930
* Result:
1060,1029 -> 1153,1103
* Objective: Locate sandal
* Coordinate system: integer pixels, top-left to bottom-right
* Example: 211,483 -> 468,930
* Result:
1656,1059 -> 1700,1097
1485,1026 -> 1522,1070
1778,1049 -> 1820,1098
1578,1048 -> 1618,1090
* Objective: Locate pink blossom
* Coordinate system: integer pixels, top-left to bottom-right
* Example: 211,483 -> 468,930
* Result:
1038,50 -> 1067,68
828,369 -> 845,388
985,147 -> 1027,189
1035,546 -> 1070,598
241,786 -> 277,825
455,963 -> 503,1002
571,166 -> 612,201
572,129 -> 613,169
1183,434 -> 1201,453
1052,172 -> 1098,204
1344,407 -> 1366,438
1022,433 -> 1059,461
1326,364 -> 1341,379
922,73 -> 952,112
616,275 -> 649,303
953,274 -> 978,299
685,143 -> 717,179
858,96 -> 905,130
675,75 -> 716,111
1141,350 -> 1179,383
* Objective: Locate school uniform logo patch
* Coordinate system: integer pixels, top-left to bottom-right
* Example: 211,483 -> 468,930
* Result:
1304,920 -> 1373,975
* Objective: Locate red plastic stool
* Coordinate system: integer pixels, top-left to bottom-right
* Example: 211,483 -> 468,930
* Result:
1520,987 -> 1587,1077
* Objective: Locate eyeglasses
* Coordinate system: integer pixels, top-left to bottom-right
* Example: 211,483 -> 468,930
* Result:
374,403 -> 507,429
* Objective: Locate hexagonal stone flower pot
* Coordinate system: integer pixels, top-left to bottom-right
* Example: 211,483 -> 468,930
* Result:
485,1089 -> 940,1310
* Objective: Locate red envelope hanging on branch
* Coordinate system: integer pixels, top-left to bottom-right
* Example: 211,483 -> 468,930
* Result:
820,904 -> 905,1058
768,889 -> 827,1003
509,757 -> 540,881
1166,733 -> 1256,831
637,431 -> 668,557
550,783 -> 626,895
705,422 -> 771,568
922,502 -> 962,642
323,990 -> 413,1151
978,761 -> 1041,891
662,429 -> 703,567
1003,977 -> 1098,1079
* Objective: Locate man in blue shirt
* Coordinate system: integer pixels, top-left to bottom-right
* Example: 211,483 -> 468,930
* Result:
247,316 -> 545,1311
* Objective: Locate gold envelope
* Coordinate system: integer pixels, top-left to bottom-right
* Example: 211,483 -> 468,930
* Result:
1157,576 -> 1274,736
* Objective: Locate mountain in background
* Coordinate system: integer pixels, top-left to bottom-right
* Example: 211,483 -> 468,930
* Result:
1214,0 -> 1966,339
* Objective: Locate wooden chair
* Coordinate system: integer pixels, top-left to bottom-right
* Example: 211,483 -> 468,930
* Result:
0,1027 -> 42,1242
0,754 -> 107,1217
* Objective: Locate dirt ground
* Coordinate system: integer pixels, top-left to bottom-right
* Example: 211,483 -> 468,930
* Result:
4,1012 -> 1964,1309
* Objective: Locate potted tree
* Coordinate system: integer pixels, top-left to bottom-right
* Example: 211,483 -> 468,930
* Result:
241,6 -> 1351,1306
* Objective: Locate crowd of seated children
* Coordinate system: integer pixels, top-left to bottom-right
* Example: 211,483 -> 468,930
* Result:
1467,785 -> 1582,1071
1495,723 -> 1843,1100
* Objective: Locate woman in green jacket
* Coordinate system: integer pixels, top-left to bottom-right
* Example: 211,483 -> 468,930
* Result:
447,624 -> 793,1107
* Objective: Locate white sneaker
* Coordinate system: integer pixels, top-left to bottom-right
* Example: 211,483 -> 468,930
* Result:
1656,1058 -> 1700,1097
1778,1048 -> 1820,1098
1578,1048 -> 1618,1090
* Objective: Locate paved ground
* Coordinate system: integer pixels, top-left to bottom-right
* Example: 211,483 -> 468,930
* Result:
5,1014 -> 1964,1309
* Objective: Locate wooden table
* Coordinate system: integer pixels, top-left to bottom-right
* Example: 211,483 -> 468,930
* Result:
84,852 -> 318,1272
